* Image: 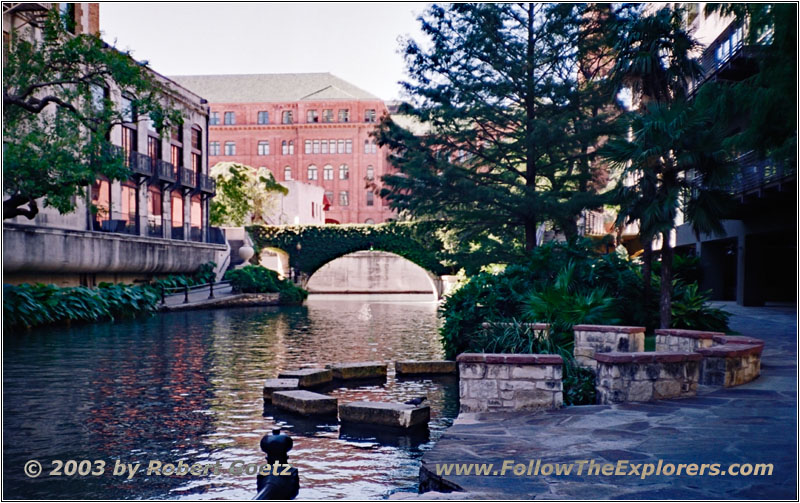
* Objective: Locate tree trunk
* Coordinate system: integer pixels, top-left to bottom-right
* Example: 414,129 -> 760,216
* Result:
524,218 -> 537,252
523,4 -> 537,252
641,238 -> 653,313
659,230 -> 674,329
3,195 -> 38,220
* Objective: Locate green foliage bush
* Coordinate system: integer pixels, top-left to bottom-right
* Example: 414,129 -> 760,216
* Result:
223,265 -> 308,304
4,282 -> 159,331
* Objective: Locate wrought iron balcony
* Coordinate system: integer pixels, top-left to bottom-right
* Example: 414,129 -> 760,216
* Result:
197,172 -> 216,194
178,167 -> 196,189
155,159 -> 176,183
686,151 -> 795,197
129,151 -> 153,177
690,21 -> 764,94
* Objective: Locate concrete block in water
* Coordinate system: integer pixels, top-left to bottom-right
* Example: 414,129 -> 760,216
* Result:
272,390 -> 338,416
395,360 -> 457,375
263,379 -> 300,401
277,368 -> 333,388
329,361 -> 387,380
339,401 -> 431,429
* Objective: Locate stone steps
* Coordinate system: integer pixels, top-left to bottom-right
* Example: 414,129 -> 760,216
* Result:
339,401 -> 431,429
395,360 -> 457,376
329,361 -> 387,380
272,390 -> 338,416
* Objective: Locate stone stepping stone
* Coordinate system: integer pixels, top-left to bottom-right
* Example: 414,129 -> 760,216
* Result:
277,368 -> 332,388
329,361 -> 387,380
339,401 -> 431,429
395,360 -> 457,376
272,390 -> 338,416
262,378 -> 300,402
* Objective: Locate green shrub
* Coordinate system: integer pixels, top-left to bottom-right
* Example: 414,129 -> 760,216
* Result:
4,282 -> 159,331
670,281 -> 730,332
223,265 -> 308,304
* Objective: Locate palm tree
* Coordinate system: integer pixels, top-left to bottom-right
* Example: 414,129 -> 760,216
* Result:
604,98 -> 732,328
607,6 -> 705,328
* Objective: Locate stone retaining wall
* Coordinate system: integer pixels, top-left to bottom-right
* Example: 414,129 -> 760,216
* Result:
594,352 -> 702,405
654,328 -> 721,352
573,325 -> 645,369
456,353 -> 562,413
696,343 -> 763,387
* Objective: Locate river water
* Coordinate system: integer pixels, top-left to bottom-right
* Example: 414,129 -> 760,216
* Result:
3,296 -> 458,500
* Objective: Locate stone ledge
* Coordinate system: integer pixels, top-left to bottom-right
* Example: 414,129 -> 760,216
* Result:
456,353 -> 563,365
654,328 -> 723,339
696,343 -> 764,358
480,322 -> 550,331
395,360 -> 457,375
573,324 -> 645,333
594,351 -> 703,364
712,335 -> 766,347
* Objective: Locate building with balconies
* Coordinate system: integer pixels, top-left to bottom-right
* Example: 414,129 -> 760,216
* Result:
169,73 -> 396,225
671,4 -> 796,306
3,3 -> 227,286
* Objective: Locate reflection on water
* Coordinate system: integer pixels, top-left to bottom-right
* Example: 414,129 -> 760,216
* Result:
3,295 -> 458,500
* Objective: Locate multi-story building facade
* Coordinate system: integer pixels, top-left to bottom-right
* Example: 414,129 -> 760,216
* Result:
3,3 -> 225,286
170,73 -> 395,224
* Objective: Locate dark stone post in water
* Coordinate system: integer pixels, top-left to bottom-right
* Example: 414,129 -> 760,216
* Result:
254,428 -> 299,500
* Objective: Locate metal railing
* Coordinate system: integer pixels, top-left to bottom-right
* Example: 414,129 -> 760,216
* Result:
197,172 -> 216,194
129,151 -> 153,177
179,167 -> 196,188
687,151 -> 795,197
156,159 -> 176,182
581,210 -> 606,236
160,280 -> 232,305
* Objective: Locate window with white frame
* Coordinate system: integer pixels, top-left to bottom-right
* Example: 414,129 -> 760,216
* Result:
258,141 -> 270,156
308,165 -> 318,180
284,166 -> 292,180
323,164 -> 333,180
339,164 -> 349,180
210,141 -> 220,156
224,141 -> 236,156
339,191 -> 349,206
257,111 -> 269,124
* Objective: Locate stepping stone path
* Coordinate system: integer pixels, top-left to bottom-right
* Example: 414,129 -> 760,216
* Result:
395,360 -> 457,376
263,378 -> 300,402
339,401 -> 431,429
278,368 -> 333,388
272,390 -> 338,416
329,361 -> 387,380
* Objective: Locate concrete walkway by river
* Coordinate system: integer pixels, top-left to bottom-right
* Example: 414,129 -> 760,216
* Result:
419,303 -> 797,499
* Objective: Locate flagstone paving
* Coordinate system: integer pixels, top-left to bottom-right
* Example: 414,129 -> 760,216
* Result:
419,302 -> 797,499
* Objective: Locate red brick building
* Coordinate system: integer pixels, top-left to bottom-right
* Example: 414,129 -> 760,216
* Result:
170,73 -> 395,224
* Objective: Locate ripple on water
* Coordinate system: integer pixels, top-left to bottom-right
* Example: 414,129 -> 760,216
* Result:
3,296 -> 458,500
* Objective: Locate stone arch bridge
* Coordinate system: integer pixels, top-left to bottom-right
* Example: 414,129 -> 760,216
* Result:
247,222 -> 458,299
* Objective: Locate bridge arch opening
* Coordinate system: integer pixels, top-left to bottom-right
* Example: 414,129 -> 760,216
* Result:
306,250 -> 440,300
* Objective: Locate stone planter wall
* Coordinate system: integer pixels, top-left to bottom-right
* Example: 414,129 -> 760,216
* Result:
594,352 -> 702,405
456,353 -> 562,413
654,328 -> 720,352
696,343 -> 763,387
573,325 -> 645,369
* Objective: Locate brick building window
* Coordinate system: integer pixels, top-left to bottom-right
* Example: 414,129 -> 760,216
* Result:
365,109 -> 376,123
313,140 -> 320,154
339,164 -> 349,180
330,140 -> 338,154
365,218 -> 375,224
366,190 -> 374,206
321,140 -> 329,154
308,165 -> 318,180
284,166 -> 292,180
304,140 -> 312,154
322,109 -> 333,123
224,141 -> 236,156
282,141 -> 294,155
345,140 -> 352,153
288,140 -> 294,155
338,109 -> 350,122
224,112 -> 235,125
258,141 -> 270,156
323,164 -> 333,180
339,191 -> 349,206
257,111 -> 269,124
209,112 -> 219,125
364,139 -> 378,154
281,111 -> 293,124
325,190 -> 334,206
307,109 -> 319,123
338,139 -> 345,153
366,165 -> 374,180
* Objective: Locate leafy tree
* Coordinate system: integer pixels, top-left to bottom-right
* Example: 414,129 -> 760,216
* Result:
3,10 -> 182,220
607,5 -> 704,327
375,3 -> 618,263
209,162 -> 288,227
704,3 -> 797,166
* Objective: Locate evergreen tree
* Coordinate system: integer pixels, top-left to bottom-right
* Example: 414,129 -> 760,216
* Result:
375,3 -> 618,266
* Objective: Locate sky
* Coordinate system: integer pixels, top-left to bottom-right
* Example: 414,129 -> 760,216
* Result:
100,2 -> 430,102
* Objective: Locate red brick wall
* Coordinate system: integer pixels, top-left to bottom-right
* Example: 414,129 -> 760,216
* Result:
208,99 -> 395,224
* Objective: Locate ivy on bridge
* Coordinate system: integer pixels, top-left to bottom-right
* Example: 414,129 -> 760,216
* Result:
247,222 -> 454,277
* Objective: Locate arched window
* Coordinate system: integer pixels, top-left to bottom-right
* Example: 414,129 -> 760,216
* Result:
366,165 -> 374,180
365,218 -> 375,224
281,140 -> 288,155
339,164 -> 349,180
288,140 -> 295,155
284,166 -> 292,180
323,164 -> 333,180
308,165 -> 318,180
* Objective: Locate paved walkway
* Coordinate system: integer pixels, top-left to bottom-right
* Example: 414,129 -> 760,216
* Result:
419,303 -> 797,499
